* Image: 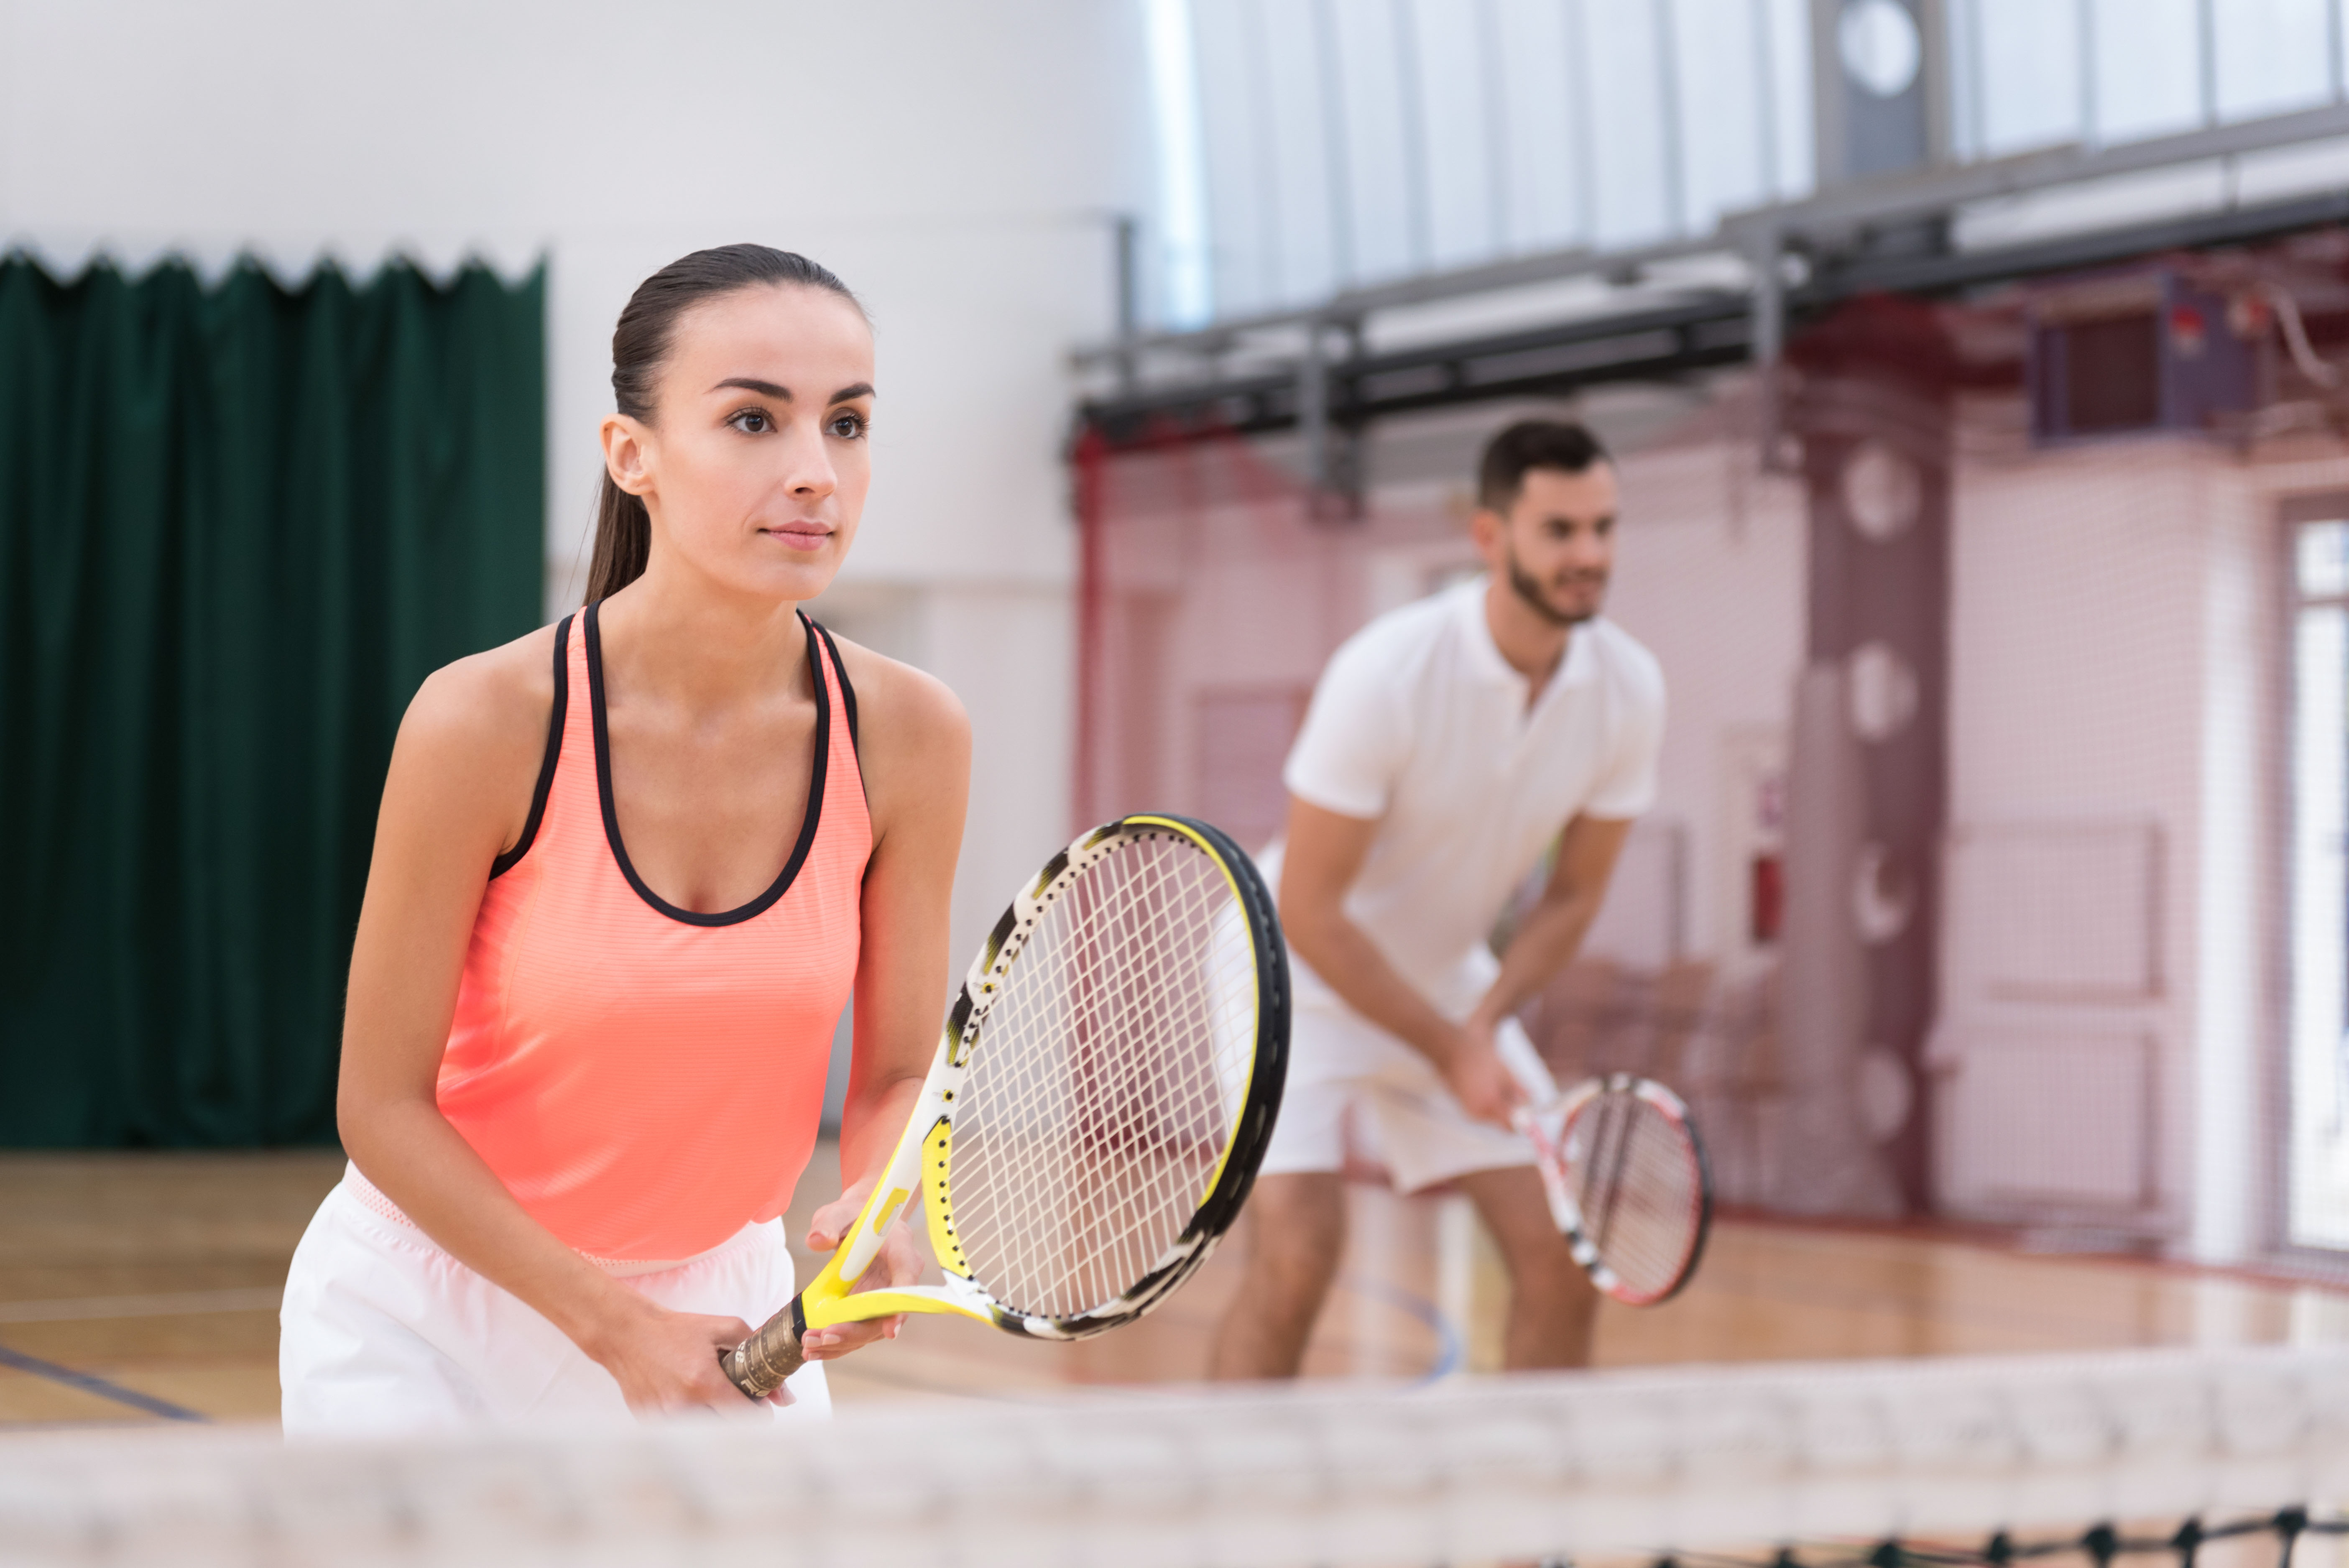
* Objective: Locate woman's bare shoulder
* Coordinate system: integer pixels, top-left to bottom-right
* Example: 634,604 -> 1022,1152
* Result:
823,631 -> 971,849
395,620 -> 563,782
825,631 -> 970,757
822,631 -> 969,857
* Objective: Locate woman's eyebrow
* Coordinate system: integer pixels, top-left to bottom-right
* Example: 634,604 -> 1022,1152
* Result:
706,378 -> 873,403
711,376 -> 791,398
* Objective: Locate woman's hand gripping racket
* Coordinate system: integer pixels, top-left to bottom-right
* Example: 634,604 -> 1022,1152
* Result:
724,814 -> 1290,1398
1494,1021 -> 1712,1307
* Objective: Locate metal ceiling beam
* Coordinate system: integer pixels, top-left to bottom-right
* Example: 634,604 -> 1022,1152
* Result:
1074,184 -> 2349,452
1080,294 -> 1751,446
1071,100 -> 2349,376
1067,235 -> 1722,369
1732,98 -> 2349,244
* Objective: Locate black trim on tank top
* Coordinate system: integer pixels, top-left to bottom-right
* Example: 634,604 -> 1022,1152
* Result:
584,600 -> 830,927
489,613 -> 574,880
809,620 -> 859,755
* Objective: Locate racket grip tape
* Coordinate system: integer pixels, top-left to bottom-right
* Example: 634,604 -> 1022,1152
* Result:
722,1292 -> 807,1399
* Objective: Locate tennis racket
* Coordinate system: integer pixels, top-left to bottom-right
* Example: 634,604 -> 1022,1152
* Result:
1495,1021 -> 1711,1307
723,813 -> 1289,1398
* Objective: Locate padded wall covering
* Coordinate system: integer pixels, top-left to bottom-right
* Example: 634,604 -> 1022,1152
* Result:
0,257 -> 544,1144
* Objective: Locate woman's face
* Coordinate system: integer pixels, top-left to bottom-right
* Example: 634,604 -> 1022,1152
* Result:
606,283 -> 876,606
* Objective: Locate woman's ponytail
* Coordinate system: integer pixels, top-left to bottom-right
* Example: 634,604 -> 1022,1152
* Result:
580,243 -> 863,607
583,473 -> 651,604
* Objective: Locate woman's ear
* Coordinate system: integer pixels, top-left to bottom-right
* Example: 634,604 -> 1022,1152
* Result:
600,414 -> 654,498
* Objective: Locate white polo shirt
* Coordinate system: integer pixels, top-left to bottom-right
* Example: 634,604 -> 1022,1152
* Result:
1256,576 -> 1665,1064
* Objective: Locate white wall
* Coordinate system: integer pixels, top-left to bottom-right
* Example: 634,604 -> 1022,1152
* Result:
1602,433 -> 1808,964
1939,440 -> 2221,1239
1935,430 -> 2336,1263
0,0 -> 1152,965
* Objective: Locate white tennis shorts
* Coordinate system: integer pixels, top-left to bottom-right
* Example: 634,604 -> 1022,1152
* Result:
1258,1006 -> 1536,1193
280,1167 -> 830,1436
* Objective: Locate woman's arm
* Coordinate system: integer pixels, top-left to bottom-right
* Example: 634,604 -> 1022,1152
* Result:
336,632 -> 762,1413
795,640 -> 971,1361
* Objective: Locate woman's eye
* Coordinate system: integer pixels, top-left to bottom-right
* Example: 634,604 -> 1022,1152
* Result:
730,410 -> 772,434
829,412 -> 868,439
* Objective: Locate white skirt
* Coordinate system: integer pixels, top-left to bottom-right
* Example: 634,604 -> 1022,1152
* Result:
280,1166 -> 830,1436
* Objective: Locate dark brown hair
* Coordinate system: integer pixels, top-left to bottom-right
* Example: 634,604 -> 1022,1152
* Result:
1475,419 -> 1611,512
584,244 -> 863,604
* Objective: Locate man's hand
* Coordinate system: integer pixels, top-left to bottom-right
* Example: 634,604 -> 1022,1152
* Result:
1440,1014 -> 1527,1131
799,1183 -> 926,1360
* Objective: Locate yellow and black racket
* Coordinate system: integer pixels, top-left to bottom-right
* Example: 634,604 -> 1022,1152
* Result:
724,814 -> 1289,1397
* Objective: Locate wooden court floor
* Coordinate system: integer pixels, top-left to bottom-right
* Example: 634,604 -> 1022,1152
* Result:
5,1143 -> 2347,1426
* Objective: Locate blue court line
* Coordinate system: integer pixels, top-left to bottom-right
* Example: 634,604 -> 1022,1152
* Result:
0,1341 -> 210,1423
1338,1274 -> 1464,1383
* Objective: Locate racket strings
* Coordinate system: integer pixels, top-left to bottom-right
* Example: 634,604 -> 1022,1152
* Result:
958,846 -> 1247,1315
1567,1092 -> 1705,1301
950,834 -> 1259,1320
1029,849 -> 1253,1304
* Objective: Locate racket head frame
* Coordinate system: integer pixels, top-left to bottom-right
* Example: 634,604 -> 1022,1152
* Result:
917,811 -> 1289,1340
725,813 -> 1288,1396
1522,1072 -> 1714,1308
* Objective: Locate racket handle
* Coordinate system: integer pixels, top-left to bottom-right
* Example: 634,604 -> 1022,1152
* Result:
722,1293 -> 807,1399
1494,1017 -> 1560,1106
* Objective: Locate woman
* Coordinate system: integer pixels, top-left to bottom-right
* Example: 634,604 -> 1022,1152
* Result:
280,245 -> 966,1430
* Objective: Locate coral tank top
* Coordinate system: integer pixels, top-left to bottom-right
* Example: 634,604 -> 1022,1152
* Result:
429,604 -> 870,1263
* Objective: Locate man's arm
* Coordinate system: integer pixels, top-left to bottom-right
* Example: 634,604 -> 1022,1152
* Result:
1279,802 -> 1635,1130
1277,797 -> 1524,1128
1470,812 -> 1634,1027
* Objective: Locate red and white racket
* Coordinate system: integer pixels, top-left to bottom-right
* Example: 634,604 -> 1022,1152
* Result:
1496,1021 -> 1712,1307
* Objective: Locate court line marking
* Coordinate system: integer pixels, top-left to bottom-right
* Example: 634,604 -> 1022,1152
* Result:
0,1288 -> 282,1324
0,1343 -> 210,1423
0,1417 -> 196,1431
1337,1274 -> 1464,1383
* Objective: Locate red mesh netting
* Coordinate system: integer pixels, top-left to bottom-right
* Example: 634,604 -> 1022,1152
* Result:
1070,240 -> 2349,1271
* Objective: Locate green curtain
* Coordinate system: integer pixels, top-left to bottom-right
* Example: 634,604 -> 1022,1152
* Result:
0,256 -> 544,1147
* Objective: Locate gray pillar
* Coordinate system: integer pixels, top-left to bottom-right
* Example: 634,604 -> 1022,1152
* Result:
1776,664 -> 1903,1216
1786,367 -> 1952,1214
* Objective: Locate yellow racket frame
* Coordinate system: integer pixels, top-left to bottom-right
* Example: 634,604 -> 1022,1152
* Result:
722,813 -> 1288,1397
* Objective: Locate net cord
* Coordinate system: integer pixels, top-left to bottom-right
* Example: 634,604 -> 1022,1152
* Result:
14,1346 -> 2349,1568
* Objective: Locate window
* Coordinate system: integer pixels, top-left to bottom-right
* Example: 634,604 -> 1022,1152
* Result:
2290,512 -> 2349,1249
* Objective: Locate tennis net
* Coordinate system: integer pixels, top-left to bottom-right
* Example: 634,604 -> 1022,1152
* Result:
10,1345 -> 2349,1567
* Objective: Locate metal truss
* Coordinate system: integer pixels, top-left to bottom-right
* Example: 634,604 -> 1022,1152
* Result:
1072,100 -> 2349,470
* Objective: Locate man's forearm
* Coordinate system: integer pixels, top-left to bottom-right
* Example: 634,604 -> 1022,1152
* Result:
1287,910 -> 1463,1068
1476,889 -> 1604,1024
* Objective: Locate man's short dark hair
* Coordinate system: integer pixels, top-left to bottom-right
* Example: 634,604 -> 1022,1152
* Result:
1476,420 -> 1611,512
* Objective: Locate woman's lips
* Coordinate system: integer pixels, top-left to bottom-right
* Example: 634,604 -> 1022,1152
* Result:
762,525 -> 832,552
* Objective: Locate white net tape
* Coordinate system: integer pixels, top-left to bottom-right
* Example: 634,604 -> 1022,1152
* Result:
13,1346 -> 2349,1567
950,831 -> 1259,1318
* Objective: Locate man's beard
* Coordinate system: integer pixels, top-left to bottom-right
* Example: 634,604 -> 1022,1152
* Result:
1505,545 -> 1604,628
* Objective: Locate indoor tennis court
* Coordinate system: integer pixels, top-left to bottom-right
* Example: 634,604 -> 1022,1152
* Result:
16,0 -> 2349,1564
8,1145 -> 2349,1427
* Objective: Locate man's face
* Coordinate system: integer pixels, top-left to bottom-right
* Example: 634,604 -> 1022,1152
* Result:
1472,463 -> 1619,626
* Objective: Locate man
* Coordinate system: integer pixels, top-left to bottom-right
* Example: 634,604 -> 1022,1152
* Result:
1209,420 -> 1664,1378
